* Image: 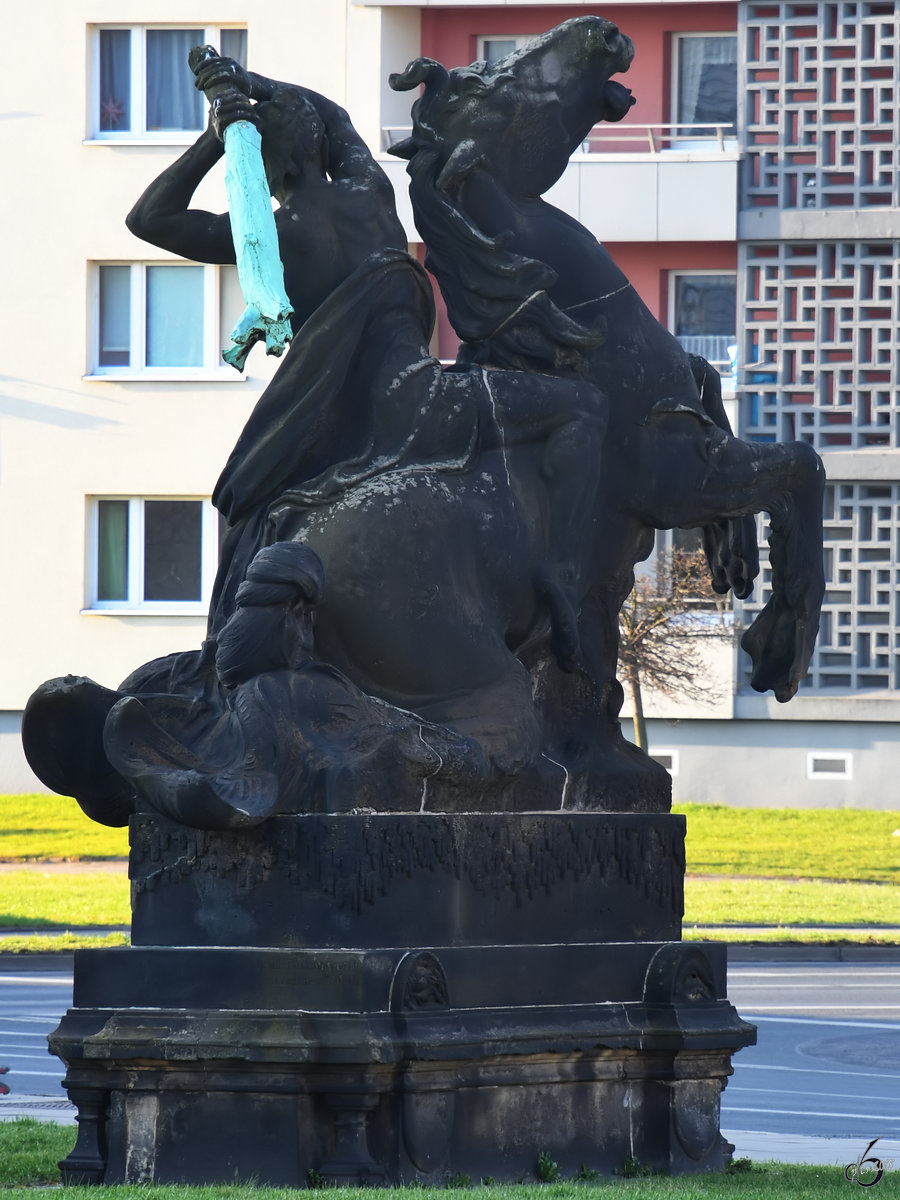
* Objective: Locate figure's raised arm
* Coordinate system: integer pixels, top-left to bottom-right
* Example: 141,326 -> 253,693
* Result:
192,54 -> 387,187
125,123 -> 236,264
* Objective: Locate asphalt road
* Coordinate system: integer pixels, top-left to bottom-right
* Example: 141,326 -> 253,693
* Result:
0,969 -> 73,1098
2,960 -> 900,1160
724,962 -> 900,1148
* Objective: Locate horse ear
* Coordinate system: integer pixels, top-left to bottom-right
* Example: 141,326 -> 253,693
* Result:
387,138 -> 417,160
389,58 -> 450,94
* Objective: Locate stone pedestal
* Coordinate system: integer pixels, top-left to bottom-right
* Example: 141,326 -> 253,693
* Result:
49,813 -> 755,1184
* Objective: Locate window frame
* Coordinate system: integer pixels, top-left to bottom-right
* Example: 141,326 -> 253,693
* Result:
88,24 -> 247,144
86,497 -> 220,615
806,752 -> 853,781
667,268 -> 737,375
475,35 -> 530,65
649,750 -> 679,778
670,32 -> 738,140
88,260 -> 237,380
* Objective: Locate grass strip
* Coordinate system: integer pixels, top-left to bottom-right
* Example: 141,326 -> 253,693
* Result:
683,876 -> 900,927
2,795 -> 897,884
0,1121 -> 881,1196
675,803 -> 900,884
685,926 -> 900,944
0,930 -> 129,953
0,868 -> 130,927
20,1175 -> 894,1199
3,873 -> 894,938
0,793 -> 128,861
0,1117 -> 76,1186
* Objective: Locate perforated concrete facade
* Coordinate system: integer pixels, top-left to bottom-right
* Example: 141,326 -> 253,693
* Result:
736,0 -> 900,701
741,1 -> 900,213
741,240 -> 900,449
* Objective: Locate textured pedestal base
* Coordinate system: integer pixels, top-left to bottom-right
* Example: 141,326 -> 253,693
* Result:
51,941 -> 755,1185
128,812 -> 686,947
50,812 -> 753,1183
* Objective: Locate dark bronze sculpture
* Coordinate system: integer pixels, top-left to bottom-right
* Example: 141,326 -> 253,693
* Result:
30,19 -> 800,1184
22,19 -> 824,829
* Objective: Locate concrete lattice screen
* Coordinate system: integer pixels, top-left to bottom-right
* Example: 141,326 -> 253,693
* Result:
741,1 -> 900,212
734,1 -> 900,695
740,240 -> 899,448
741,482 -> 900,691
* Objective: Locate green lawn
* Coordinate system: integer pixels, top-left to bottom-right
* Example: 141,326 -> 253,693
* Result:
5,795 -> 897,881
0,868 -> 130,927
0,1122 -> 887,1196
1,871 -> 896,936
674,802 -> 900,884
0,793 -> 128,861
0,796 -> 898,947
683,876 -> 899,927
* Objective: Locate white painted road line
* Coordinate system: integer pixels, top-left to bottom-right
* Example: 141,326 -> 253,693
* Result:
743,1015 -> 900,1028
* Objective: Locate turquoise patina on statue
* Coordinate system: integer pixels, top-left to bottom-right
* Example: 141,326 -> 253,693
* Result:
189,45 -> 293,370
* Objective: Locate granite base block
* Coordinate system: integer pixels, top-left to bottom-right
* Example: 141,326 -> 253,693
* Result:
129,811 -> 686,947
51,942 -> 755,1185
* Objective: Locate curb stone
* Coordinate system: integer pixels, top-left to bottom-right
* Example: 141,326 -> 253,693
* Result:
2,938 -> 900,973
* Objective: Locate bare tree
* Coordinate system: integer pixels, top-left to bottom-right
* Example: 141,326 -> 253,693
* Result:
617,547 -> 730,752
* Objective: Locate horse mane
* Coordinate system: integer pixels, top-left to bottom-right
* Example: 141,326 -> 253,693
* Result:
391,57 -> 606,374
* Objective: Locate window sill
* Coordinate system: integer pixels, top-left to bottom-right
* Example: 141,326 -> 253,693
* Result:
83,136 -> 203,148
83,369 -> 245,383
81,607 -> 209,618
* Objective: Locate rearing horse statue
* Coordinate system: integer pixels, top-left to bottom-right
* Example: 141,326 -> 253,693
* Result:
390,16 -> 824,700
21,17 -> 825,829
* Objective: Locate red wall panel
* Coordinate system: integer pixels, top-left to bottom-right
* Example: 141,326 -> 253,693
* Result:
421,5 -> 737,127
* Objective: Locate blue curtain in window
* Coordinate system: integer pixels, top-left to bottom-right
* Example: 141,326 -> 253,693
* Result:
678,37 -> 737,128
220,29 -> 248,68
99,30 -> 131,131
146,266 -> 204,366
147,29 -> 204,131
98,265 -> 131,366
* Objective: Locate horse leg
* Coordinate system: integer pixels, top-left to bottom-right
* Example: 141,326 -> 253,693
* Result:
701,516 -> 759,600
640,421 -> 825,702
484,370 -> 610,670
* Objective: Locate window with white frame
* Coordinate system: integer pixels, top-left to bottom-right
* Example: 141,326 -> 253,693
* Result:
672,34 -> 737,132
93,26 -> 247,140
806,752 -> 853,781
88,498 -> 219,613
92,262 -> 237,377
476,36 -> 530,65
650,750 -> 679,777
669,271 -> 736,373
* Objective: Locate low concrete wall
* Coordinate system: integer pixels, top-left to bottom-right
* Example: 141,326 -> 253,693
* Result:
633,717 -> 900,809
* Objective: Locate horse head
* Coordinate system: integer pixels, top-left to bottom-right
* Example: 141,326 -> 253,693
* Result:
389,16 -> 634,197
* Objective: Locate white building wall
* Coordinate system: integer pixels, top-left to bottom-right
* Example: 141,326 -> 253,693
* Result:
4,0 -> 897,802
1,1 -> 365,789
637,718 -> 900,810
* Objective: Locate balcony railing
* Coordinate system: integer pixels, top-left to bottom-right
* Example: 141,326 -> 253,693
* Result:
382,122 -> 736,154
675,335 -> 736,374
582,123 -> 736,153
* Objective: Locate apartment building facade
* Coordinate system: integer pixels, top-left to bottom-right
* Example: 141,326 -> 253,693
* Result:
2,0 -> 897,806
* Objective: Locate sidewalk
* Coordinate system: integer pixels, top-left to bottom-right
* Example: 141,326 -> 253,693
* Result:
0,1095 -> 74,1124
724,1129 -> 900,1168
